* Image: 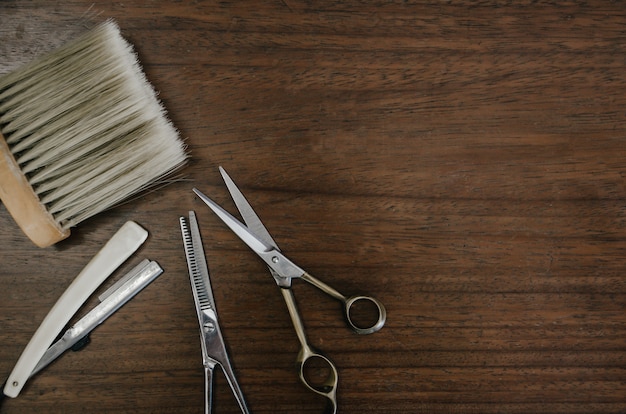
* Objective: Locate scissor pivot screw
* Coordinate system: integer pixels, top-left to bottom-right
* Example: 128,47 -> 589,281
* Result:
203,321 -> 216,333
272,256 -> 280,263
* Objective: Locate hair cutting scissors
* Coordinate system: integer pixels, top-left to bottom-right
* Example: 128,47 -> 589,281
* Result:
193,167 -> 386,414
180,211 -> 250,414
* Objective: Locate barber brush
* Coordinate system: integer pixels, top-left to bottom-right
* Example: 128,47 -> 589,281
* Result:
0,20 -> 187,247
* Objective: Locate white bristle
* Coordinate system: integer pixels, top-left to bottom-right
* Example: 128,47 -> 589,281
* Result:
0,20 -> 187,230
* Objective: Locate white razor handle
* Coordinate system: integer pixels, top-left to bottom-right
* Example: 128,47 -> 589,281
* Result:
3,221 -> 148,398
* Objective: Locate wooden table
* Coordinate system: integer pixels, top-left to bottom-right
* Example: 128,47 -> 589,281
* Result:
1,2 -> 625,413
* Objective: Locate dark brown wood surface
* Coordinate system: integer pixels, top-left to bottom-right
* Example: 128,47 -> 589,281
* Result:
1,1 -> 626,413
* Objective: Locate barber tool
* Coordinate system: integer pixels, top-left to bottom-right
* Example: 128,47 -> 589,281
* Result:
30,259 -> 163,377
3,221 -> 148,398
0,20 -> 187,247
180,211 -> 250,414
193,167 -> 387,414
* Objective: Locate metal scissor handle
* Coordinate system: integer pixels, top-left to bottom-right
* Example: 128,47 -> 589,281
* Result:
300,272 -> 387,335
203,354 -> 249,414
203,357 -> 218,414
280,288 -> 338,414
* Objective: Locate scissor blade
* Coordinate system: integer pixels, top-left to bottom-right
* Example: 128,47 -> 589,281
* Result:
180,212 -> 216,313
219,166 -> 280,251
194,188 -> 305,283
219,167 -> 292,286
193,188 -> 274,255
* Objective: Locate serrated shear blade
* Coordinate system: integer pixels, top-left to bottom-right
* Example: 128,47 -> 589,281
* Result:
180,212 -> 215,312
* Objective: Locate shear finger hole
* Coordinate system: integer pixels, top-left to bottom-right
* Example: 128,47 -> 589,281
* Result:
302,355 -> 335,391
346,296 -> 386,334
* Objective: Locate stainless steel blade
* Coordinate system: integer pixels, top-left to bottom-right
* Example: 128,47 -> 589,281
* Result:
219,166 -> 280,250
180,212 -> 216,312
193,188 -> 305,284
30,260 -> 163,378
98,259 -> 150,302
193,188 -> 273,255
218,167 -> 293,287
29,333 -> 73,378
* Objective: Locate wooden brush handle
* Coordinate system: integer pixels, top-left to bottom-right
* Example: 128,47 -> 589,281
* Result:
0,132 -> 69,247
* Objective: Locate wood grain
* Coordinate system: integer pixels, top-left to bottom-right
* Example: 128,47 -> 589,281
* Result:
1,1 -> 625,413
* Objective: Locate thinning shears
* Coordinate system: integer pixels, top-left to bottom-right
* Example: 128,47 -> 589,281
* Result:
193,167 -> 386,414
180,211 -> 249,414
